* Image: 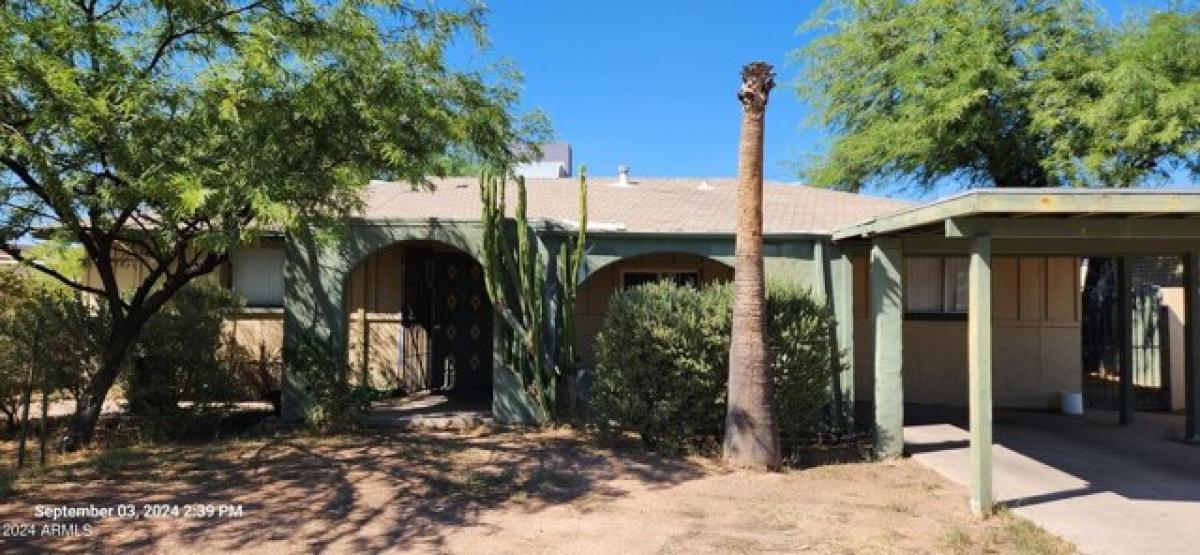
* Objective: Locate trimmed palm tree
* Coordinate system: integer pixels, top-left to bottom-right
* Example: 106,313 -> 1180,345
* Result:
723,61 -> 782,470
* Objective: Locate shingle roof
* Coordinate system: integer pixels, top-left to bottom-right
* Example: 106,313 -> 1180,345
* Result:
360,177 -> 911,235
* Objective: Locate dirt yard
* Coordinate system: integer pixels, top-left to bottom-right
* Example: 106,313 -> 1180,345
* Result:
0,428 -> 1073,554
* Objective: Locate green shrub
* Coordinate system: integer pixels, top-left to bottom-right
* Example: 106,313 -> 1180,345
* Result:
125,281 -> 241,441
0,274 -> 101,432
290,336 -> 378,433
590,281 -> 839,457
590,282 -> 730,454
767,283 -> 841,449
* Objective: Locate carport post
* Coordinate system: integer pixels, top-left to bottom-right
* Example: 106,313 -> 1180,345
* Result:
870,238 -> 904,459
1118,257 -> 1135,426
968,235 -> 993,516
1185,250 -> 1200,442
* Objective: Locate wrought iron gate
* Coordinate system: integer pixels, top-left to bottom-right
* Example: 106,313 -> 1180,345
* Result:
1083,274 -> 1172,411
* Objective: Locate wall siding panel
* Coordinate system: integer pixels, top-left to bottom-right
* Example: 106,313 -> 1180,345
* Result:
853,256 -> 1082,408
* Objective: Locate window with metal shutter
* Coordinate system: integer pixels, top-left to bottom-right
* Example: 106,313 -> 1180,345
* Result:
230,247 -> 285,307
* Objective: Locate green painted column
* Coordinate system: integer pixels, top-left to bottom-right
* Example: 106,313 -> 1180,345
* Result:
831,248 -> 856,433
968,235 -> 994,516
870,239 -> 904,458
1184,250 -> 1200,442
1118,257 -> 1134,426
812,241 -> 830,306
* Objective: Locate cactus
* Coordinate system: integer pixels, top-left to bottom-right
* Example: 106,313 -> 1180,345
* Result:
556,167 -> 587,376
480,169 -> 587,421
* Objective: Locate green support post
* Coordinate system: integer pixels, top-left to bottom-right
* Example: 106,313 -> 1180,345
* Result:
870,239 -> 904,458
968,235 -> 994,516
1118,257 -> 1134,426
1185,250 -> 1200,442
831,249 -> 856,433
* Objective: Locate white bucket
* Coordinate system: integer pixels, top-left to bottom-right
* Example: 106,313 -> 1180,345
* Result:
1061,391 -> 1084,415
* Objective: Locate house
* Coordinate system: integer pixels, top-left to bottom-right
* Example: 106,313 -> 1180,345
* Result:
278,176 -> 1200,514
78,169 -> 1200,516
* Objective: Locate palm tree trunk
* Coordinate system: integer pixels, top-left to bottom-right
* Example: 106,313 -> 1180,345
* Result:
724,62 -> 781,470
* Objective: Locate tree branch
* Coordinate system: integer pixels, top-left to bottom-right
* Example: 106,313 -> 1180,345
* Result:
142,0 -> 272,76
0,243 -> 107,297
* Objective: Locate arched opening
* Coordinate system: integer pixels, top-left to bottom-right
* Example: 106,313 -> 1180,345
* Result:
575,252 -> 733,366
344,240 -> 493,402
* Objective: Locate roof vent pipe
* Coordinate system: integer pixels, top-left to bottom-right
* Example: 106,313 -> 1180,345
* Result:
613,165 -> 633,187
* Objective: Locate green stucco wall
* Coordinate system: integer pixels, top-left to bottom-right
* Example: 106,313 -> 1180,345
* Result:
282,221 -> 841,426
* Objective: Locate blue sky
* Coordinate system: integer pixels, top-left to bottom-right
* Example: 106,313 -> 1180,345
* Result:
458,0 -> 1189,199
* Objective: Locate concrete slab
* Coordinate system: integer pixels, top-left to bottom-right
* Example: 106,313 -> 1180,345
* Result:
906,407 -> 1200,555
369,391 -> 493,431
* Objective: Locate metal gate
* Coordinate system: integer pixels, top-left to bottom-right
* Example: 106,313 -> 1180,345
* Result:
1083,273 -> 1172,411
399,247 -> 492,393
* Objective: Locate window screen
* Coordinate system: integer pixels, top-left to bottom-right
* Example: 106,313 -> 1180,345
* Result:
905,257 -> 969,314
230,247 -> 286,307
943,257 -> 969,313
905,257 -> 944,312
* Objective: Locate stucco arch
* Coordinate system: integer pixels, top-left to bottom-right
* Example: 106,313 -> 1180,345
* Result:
281,220 -> 490,421
574,249 -> 736,368
343,236 -> 492,395
578,235 -> 736,282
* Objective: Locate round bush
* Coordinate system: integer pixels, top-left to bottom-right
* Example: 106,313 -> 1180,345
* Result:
590,280 -> 840,457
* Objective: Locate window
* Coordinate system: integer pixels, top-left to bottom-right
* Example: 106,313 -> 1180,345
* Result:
622,271 -> 700,290
230,247 -> 286,307
905,257 -> 968,316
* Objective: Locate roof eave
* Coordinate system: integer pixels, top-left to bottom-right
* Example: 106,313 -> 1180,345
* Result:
832,189 -> 1200,241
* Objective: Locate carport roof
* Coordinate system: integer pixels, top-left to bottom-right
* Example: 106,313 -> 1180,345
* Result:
832,188 -> 1200,241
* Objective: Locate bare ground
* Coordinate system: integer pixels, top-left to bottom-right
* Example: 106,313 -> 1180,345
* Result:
0,428 -> 1073,554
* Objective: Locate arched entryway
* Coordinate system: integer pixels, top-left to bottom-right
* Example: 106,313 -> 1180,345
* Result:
344,240 -> 493,399
574,252 -> 733,366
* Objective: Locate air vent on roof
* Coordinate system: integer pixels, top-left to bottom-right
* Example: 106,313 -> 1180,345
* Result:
698,180 -> 714,191
612,165 -> 634,188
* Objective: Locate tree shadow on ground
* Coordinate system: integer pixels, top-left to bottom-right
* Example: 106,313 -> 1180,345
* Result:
0,427 -> 707,553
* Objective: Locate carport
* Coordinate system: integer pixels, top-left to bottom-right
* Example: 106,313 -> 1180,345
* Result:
831,188 -> 1200,515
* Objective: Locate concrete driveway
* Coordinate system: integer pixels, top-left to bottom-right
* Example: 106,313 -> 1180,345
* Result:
905,407 -> 1200,555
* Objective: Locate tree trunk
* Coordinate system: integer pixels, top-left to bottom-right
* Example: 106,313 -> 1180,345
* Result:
724,62 -> 781,471
38,386 -> 49,467
16,361 -> 34,468
16,317 -> 40,468
62,320 -> 142,451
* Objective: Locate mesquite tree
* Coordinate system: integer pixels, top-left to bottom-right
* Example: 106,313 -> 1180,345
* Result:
797,0 -> 1198,191
724,62 -> 781,470
0,0 -> 541,449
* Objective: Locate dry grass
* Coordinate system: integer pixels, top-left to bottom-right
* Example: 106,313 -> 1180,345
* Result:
0,427 -> 1074,554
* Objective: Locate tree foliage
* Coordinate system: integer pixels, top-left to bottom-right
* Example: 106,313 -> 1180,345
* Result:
1036,7 -> 1200,186
0,0 -> 545,447
797,0 -> 1199,191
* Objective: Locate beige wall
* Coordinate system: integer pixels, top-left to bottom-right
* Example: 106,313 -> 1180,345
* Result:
575,252 -> 734,366
223,310 -> 284,390
1161,287 -> 1187,412
80,247 -> 284,380
854,255 -> 1083,409
344,243 -> 421,391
